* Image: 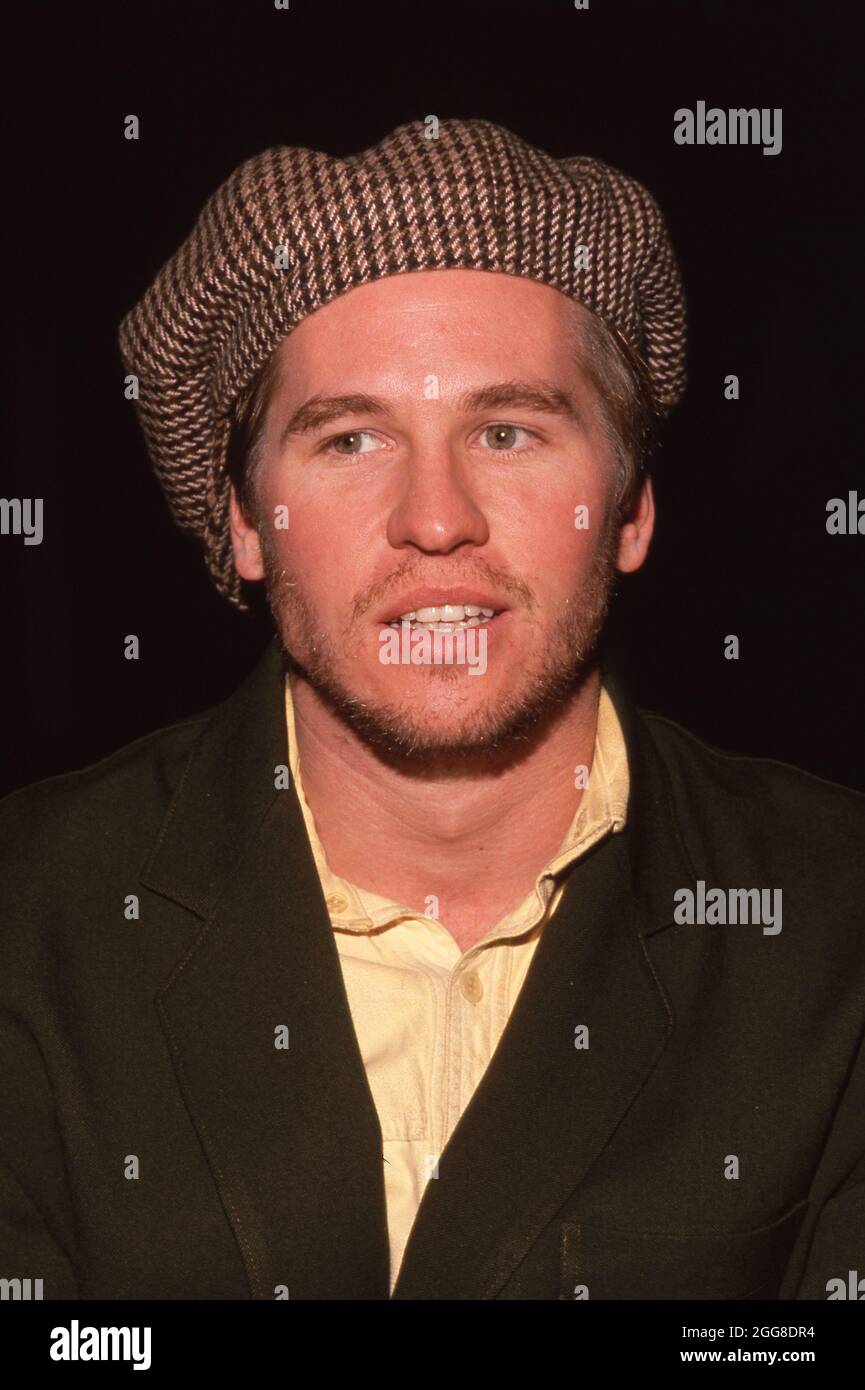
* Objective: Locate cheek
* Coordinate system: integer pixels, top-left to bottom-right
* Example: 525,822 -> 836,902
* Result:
500,484 -> 613,588
259,492 -> 370,601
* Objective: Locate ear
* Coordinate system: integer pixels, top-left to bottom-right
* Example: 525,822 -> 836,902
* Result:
616,474 -> 655,574
229,485 -> 265,581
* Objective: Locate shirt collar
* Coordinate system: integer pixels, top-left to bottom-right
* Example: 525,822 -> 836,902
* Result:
284,676 -> 629,936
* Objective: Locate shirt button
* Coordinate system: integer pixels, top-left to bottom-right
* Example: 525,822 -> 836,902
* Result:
460,970 -> 483,1003
326,893 -> 348,913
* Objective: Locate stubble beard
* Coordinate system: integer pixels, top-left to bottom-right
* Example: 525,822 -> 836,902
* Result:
259,516 -> 621,769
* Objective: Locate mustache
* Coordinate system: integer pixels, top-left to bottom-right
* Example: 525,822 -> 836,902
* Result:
259,532 -> 536,625
351,562 -> 537,625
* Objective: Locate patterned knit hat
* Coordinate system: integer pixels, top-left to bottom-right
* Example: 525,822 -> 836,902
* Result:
119,118 -> 687,608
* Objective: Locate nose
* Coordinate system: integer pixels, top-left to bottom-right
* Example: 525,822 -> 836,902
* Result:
385,444 -> 490,555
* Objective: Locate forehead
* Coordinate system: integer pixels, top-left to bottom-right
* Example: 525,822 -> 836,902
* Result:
271,269 -> 585,389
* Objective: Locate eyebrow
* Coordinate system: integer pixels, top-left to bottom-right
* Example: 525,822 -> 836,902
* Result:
277,380 -> 584,448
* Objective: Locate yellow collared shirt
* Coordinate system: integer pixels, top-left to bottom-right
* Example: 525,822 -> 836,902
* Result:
284,679 -> 630,1291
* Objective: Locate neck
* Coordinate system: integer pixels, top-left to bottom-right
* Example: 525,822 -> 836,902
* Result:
288,667 -> 603,946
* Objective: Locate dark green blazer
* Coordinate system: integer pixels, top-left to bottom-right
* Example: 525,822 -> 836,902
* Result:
1,638 -> 863,1300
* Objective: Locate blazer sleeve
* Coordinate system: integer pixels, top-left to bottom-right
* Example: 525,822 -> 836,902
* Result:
788,1163 -> 865,1300
781,1020 -> 865,1300
0,1007 -> 79,1298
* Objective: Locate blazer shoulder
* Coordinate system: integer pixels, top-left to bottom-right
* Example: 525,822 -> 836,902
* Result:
638,706 -> 865,855
0,709 -> 213,863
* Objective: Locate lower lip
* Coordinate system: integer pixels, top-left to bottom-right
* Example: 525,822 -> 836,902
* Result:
376,611 -> 513,642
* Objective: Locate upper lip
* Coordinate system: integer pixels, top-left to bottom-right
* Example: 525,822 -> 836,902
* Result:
375,588 -> 510,623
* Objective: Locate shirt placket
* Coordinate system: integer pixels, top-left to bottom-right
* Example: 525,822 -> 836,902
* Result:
439,947 -> 495,1151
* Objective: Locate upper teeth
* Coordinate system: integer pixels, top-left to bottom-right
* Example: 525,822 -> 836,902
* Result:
393,604 -> 495,624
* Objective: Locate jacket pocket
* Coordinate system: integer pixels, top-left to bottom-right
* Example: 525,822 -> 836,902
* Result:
560,1201 -> 807,1300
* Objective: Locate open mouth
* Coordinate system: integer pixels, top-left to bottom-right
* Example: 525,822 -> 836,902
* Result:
384,604 -> 504,633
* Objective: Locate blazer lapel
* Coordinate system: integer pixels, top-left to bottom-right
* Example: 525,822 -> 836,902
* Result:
142,639 -> 390,1299
391,665 -> 685,1300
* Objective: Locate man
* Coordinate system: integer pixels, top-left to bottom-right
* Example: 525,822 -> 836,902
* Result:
1,119 -> 863,1302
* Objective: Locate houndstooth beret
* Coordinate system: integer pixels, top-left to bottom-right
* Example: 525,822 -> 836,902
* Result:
118,117 -> 687,608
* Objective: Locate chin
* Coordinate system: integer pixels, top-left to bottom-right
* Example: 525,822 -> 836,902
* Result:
310,661 -> 582,763
341,706 -> 534,760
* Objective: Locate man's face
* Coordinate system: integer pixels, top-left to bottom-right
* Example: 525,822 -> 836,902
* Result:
230,269 -> 653,760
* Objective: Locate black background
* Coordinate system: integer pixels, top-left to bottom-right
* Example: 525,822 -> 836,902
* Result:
4,0 -> 863,796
